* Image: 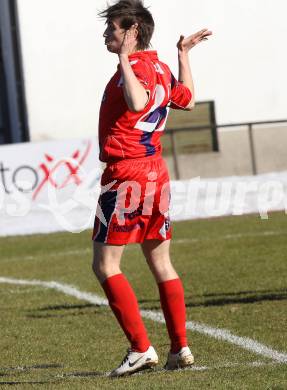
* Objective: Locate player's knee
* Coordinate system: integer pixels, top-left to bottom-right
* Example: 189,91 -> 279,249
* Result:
92,245 -> 105,278
146,257 -> 176,280
146,255 -> 171,270
92,264 -> 106,284
92,256 -> 120,282
92,258 -> 104,280
152,262 -> 171,275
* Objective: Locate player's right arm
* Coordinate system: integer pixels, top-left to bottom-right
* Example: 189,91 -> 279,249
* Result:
118,24 -> 149,113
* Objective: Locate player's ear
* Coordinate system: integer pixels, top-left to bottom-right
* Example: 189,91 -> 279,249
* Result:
131,23 -> 139,39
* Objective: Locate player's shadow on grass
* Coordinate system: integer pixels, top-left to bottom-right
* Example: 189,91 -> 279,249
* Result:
0,363 -> 112,386
138,287 -> 287,309
26,304 -> 101,319
38,303 -> 96,311
0,364 -> 63,372
61,371 -> 105,378
0,364 -> 64,386
0,381 -> 52,385
25,288 -> 287,316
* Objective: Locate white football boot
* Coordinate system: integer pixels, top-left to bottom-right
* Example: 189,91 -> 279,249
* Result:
164,346 -> 194,370
109,346 -> 158,377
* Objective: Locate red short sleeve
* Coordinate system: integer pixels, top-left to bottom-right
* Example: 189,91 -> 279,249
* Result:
170,74 -> 192,109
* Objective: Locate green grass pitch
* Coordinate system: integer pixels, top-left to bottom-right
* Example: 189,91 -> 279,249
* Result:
0,212 -> 286,389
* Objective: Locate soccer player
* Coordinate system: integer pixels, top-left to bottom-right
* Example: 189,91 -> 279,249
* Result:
92,0 -> 212,377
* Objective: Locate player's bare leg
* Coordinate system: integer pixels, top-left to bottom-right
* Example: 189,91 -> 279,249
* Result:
92,242 -> 158,376
141,239 -> 194,369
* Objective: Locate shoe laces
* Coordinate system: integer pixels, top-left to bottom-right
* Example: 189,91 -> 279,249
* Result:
119,348 -> 133,367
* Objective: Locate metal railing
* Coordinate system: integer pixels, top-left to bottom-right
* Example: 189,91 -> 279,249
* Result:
165,119 -> 287,179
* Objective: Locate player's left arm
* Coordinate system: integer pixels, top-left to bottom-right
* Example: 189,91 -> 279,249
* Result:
177,29 -> 212,110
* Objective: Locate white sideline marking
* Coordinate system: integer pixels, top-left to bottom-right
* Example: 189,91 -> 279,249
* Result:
1,230 -> 286,264
0,277 -> 108,306
1,277 -> 287,364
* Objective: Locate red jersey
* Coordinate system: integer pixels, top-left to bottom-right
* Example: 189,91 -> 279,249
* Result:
98,50 -> 192,162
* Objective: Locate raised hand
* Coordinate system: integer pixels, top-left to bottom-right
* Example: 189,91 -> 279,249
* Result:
177,29 -> 212,53
119,24 -> 138,56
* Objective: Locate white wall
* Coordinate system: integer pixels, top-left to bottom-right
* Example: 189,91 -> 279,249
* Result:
17,0 -> 287,141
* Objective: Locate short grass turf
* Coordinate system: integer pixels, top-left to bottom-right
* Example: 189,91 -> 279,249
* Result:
0,211 -> 287,389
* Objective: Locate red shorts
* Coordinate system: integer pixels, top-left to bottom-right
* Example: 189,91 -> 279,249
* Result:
92,156 -> 172,245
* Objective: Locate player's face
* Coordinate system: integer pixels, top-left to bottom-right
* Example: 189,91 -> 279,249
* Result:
103,19 -> 125,53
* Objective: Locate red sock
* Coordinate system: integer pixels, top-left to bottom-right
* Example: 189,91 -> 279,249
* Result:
158,278 -> 187,353
102,273 -> 150,352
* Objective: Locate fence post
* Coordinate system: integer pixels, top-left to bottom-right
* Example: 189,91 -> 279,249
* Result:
170,130 -> 180,180
209,101 -> 219,152
0,0 -> 29,144
248,123 -> 257,175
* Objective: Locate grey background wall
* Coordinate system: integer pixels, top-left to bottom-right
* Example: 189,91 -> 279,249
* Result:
166,124 -> 287,179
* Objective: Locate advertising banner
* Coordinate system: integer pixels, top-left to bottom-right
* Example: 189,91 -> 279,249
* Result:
1,138 -> 287,237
